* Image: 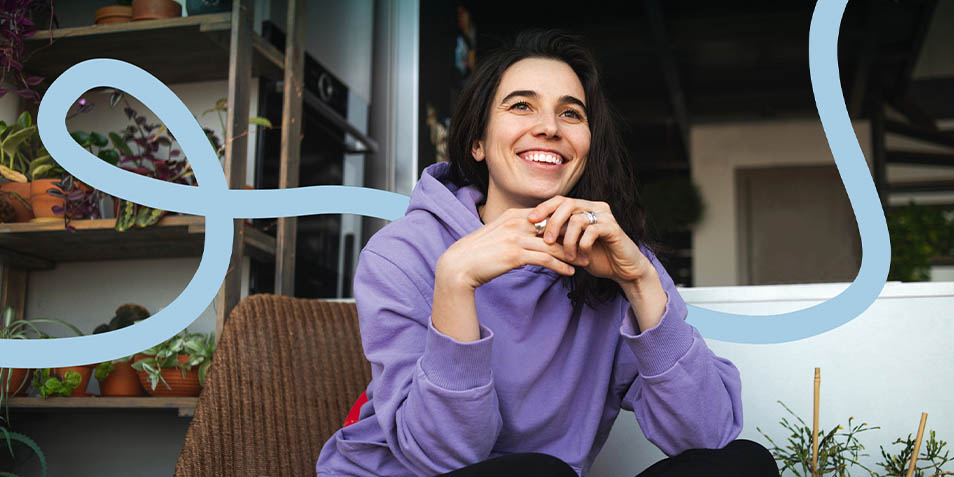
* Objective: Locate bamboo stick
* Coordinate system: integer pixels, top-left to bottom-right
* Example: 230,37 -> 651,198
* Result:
812,367 -> 820,477
906,412 -> 928,477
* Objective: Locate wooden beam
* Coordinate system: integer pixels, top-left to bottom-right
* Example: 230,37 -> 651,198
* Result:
1,266 -> 28,320
893,0 -> 939,101
275,0 -> 305,297
885,120 -> 954,148
871,101 -> 888,210
644,0 -> 690,158
888,180 -> 954,194
215,0 -> 253,340
889,96 -> 939,132
848,1 -> 877,117
886,151 -> 954,167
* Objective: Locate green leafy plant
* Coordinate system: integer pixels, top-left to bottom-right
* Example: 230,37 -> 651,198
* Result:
886,202 -> 954,282
91,303 -> 149,381
875,430 -> 953,477
0,426 -> 47,477
131,330 -> 215,391
0,111 -> 46,181
757,400 -> 880,476
1,306 -> 82,413
29,368 -> 80,399
202,96 -> 273,161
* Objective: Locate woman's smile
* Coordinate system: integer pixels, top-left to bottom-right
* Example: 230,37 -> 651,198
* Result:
471,57 -> 591,218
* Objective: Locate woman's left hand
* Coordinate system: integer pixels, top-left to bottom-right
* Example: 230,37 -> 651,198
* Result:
528,196 -> 652,285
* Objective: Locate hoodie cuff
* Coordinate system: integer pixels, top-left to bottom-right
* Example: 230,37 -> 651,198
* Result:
620,290 -> 694,377
420,319 -> 494,391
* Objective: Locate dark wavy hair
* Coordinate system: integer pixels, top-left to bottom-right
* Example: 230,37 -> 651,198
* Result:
447,29 -> 657,310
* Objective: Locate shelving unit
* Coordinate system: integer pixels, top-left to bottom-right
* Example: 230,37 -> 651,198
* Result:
1,0 -> 306,413
6,397 -> 198,417
5,0 -> 303,336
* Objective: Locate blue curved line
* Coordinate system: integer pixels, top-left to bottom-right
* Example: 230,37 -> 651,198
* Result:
684,0 -> 890,343
0,0 -> 891,368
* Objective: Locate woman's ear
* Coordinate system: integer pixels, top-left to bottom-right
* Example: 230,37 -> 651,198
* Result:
471,140 -> 485,162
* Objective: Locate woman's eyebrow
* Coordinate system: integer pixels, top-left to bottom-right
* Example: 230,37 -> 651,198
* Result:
500,90 -> 587,113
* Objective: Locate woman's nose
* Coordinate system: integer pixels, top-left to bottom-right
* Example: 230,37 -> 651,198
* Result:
532,113 -> 560,138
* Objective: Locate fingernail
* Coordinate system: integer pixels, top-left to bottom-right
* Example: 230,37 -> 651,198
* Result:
544,232 -> 553,242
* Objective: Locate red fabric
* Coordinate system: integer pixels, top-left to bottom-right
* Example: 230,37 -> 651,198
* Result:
343,391 -> 368,427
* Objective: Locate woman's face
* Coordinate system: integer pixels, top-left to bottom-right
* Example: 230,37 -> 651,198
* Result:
473,57 -> 590,209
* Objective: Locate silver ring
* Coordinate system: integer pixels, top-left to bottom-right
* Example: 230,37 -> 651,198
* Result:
583,211 -> 598,225
533,219 -> 547,235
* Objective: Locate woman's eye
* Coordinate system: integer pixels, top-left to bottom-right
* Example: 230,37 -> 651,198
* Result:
510,101 -> 531,111
563,109 -> 583,120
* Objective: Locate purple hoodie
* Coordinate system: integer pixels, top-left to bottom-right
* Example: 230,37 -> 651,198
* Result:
317,162 -> 743,476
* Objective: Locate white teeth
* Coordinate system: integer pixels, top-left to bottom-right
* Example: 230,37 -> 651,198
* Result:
525,152 -> 561,165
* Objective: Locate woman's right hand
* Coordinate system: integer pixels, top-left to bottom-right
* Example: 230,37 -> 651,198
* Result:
436,208 -> 586,291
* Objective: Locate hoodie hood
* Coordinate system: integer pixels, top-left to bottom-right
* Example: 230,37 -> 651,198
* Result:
406,162 -> 486,241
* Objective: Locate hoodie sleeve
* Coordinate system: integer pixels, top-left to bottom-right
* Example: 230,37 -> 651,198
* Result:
616,248 -> 743,456
354,249 -> 503,476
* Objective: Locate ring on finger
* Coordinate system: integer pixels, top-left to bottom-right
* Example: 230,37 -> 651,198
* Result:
582,211 -> 598,225
533,219 -> 547,235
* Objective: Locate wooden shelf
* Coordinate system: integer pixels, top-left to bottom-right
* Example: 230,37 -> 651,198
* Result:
7,396 -> 198,417
0,215 -> 275,270
23,13 -> 284,85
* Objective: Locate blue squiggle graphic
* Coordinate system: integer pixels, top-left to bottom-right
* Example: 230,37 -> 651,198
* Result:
685,0 -> 890,343
0,0 -> 888,367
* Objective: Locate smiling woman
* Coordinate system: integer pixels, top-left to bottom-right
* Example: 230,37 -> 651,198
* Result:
316,30 -> 776,477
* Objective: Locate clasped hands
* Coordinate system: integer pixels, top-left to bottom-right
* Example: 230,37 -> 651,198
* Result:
438,196 -> 655,291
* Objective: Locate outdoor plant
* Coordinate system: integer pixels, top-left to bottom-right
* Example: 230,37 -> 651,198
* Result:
131,330 -> 215,391
886,202 -> 954,282
875,430 -> 953,477
757,400 -> 880,476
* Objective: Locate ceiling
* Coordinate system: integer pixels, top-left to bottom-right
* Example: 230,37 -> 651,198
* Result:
465,0 -> 948,166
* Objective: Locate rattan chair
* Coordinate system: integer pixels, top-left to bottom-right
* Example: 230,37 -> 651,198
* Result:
174,294 -> 371,476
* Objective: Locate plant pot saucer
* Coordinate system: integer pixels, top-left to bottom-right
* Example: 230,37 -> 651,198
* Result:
28,217 -> 61,223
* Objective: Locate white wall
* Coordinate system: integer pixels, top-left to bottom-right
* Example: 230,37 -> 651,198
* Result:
591,281 -> 954,477
690,119 -> 873,286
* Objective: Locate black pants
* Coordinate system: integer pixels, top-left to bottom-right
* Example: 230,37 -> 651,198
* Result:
438,439 -> 779,476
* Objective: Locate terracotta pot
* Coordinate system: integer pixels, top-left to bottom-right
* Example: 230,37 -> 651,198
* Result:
131,0 -> 182,21
98,361 -> 144,397
0,181 -> 34,222
134,354 -> 201,397
95,5 -> 133,24
1,368 -> 32,397
29,178 -> 63,218
53,364 -> 94,397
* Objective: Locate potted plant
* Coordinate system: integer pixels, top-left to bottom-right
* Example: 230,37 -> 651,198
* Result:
0,307 -> 82,410
131,0 -> 182,21
95,0 -> 133,25
0,111 -> 37,222
106,97 -> 197,231
92,304 -> 149,397
30,366 -> 92,398
0,427 -> 47,477
131,330 -> 215,397
0,0 -> 54,104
